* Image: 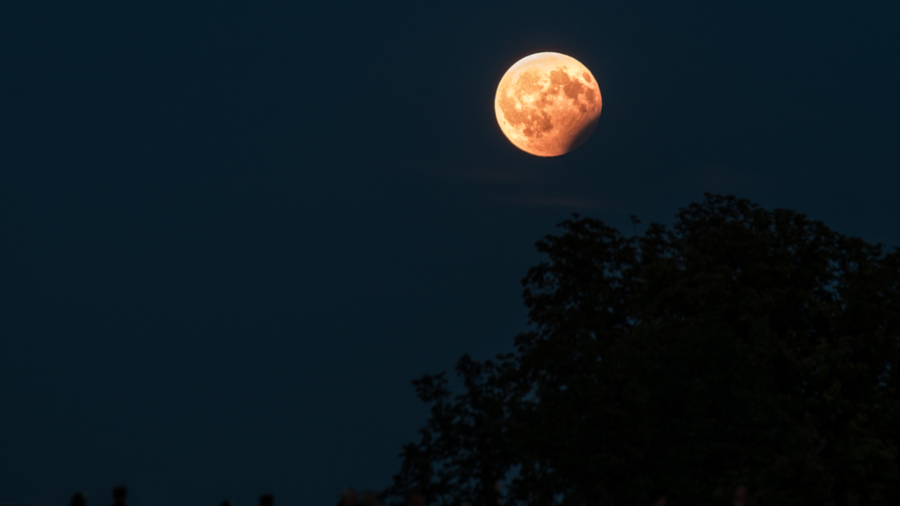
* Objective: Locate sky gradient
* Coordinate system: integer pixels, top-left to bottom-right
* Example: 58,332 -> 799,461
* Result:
2,2 -> 899,506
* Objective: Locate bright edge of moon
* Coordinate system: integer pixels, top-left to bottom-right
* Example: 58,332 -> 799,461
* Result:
495,52 -> 602,157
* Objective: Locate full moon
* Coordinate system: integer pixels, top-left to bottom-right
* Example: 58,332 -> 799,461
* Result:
495,52 -> 602,157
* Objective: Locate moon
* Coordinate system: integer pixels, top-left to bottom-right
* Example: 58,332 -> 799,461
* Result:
495,52 -> 602,157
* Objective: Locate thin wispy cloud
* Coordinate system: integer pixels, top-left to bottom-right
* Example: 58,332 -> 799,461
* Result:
699,164 -> 758,193
500,195 -> 599,209
420,163 -> 597,210
429,166 -> 549,186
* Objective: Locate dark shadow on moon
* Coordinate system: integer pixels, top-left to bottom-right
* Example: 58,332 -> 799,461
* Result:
564,118 -> 601,154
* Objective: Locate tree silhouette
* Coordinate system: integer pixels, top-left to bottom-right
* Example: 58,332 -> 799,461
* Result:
388,194 -> 900,506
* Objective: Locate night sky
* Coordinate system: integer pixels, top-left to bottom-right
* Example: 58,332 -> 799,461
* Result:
2,2 -> 899,506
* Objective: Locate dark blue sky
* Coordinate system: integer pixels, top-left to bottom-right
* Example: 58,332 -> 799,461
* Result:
1,2 -> 898,506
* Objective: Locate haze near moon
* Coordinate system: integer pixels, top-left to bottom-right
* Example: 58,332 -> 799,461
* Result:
495,52 -> 602,157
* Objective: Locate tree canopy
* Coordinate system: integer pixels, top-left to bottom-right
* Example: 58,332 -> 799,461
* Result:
387,194 -> 900,506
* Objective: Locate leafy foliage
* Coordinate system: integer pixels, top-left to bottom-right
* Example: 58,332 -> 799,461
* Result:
388,194 -> 900,506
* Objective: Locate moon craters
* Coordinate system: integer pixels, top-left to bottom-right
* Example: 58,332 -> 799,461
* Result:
495,52 -> 602,157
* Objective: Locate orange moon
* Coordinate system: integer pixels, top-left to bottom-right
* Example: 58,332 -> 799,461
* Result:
495,52 -> 602,157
